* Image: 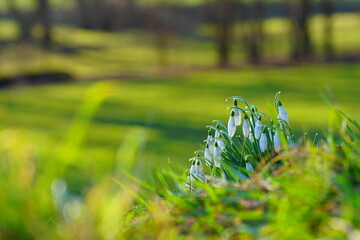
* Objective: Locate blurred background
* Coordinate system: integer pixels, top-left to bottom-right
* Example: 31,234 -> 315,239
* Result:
0,1 -> 359,238
0,0 -> 359,180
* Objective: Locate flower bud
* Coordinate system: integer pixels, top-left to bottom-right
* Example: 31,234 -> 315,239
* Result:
242,114 -> 250,138
246,162 -> 254,172
228,111 -> 236,137
215,129 -> 220,138
260,129 -> 268,152
205,143 -> 212,161
190,161 -> 196,172
249,130 -> 254,143
273,129 -> 281,153
217,139 -> 225,151
213,141 -> 221,168
207,130 -> 214,154
195,160 -> 203,175
254,116 -> 262,139
278,101 -> 289,123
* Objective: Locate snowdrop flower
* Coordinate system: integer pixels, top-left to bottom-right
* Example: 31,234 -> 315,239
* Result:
214,129 -> 225,150
233,100 -> 242,126
228,110 -> 236,137
234,109 -> 241,126
249,130 -> 254,143
213,142 -> 222,168
204,143 -> 212,162
195,160 -> 208,182
254,116 -> 262,139
215,129 -> 220,138
217,139 -> 225,151
189,161 -> 196,176
245,162 -> 254,172
207,130 -> 214,153
194,160 -> 203,175
273,129 -> 281,153
260,129 -> 268,153
242,114 -> 250,138
278,101 -> 289,123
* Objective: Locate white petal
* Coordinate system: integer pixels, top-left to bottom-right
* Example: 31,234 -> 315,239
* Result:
189,163 -> 196,175
246,162 -> 254,172
228,116 -> 236,137
254,120 -> 262,139
249,133 -> 254,143
204,146 -> 212,162
217,139 -> 225,150
260,133 -> 267,152
208,140 -> 214,154
213,146 -> 221,168
279,106 -> 289,123
195,160 -> 203,175
234,109 -> 242,126
243,119 -> 250,138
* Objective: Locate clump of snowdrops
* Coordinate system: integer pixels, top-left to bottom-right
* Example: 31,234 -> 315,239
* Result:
186,92 -> 297,188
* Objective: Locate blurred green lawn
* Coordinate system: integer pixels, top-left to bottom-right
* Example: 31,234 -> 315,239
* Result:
0,64 -> 359,182
0,13 -> 359,183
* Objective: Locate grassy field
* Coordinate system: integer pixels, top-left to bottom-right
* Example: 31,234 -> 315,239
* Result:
0,14 -> 360,182
0,13 -> 359,239
0,13 -> 359,178
0,63 -> 359,181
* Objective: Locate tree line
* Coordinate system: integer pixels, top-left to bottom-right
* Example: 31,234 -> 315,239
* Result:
4,0 -> 359,67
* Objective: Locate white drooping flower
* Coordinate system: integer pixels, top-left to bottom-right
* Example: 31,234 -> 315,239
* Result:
217,139 -> 225,151
207,130 -> 214,154
233,109 -> 242,126
215,129 -> 220,138
260,130 -> 268,152
273,129 -> 281,153
185,160 -> 206,183
189,161 -> 196,176
254,117 -> 262,139
204,143 -> 212,162
278,101 -> 289,123
246,162 -> 254,172
228,110 -> 236,137
233,100 -> 242,126
195,160 -> 203,175
249,130 -> 254,143
214,130 -> 225,150
242,114 -> 250,138
213,142 -> 222,168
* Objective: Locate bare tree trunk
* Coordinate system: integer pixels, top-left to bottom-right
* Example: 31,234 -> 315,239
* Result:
76,0 -> 102,29
321,0 -> 334,61
246,0 -> 264,64
290,0 -> 313,61
149,4 -> 170,68
215,0 -> 233,68
6,0 -> 34,42
37,0 -> 52,48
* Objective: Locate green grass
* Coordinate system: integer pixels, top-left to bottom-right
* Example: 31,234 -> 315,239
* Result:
0,13 -> 359,180
0,79 -> 358,239
0,12 -> 359,239
0,63 -> 359,181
